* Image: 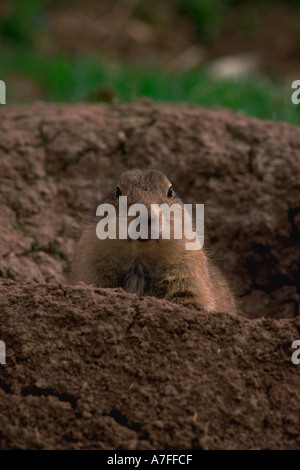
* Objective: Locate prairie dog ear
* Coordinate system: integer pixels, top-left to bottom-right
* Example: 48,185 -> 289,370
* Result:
116,186 -> 122,198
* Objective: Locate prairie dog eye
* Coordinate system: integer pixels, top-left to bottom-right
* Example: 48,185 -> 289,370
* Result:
167,186 -> 173,198
116,186 -> 122,198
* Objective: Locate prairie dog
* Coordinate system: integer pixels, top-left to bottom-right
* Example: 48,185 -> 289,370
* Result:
69,169 -> 236,313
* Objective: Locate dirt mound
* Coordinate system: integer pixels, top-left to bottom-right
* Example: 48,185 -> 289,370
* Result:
0,101 -> 300,449
0,101 -> 299,318
1,279 -> 300,450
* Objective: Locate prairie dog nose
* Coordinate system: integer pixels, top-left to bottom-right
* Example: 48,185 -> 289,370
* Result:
138,217 -> 152,242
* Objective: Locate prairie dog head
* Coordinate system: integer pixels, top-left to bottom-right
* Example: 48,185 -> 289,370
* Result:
115,169 -> 181,208
96,169 -> 198,251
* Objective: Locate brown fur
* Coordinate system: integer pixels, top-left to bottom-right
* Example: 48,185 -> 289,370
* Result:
68,169 -> 236,313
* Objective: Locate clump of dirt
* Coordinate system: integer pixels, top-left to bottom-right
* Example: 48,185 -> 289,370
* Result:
0,101 -> 299,449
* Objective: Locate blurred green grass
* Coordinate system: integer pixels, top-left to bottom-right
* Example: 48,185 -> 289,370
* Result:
1,50 -> 299,125
0,0 -> 299,125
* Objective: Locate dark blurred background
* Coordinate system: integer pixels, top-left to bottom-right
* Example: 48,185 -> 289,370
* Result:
0,0 -> 300,123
